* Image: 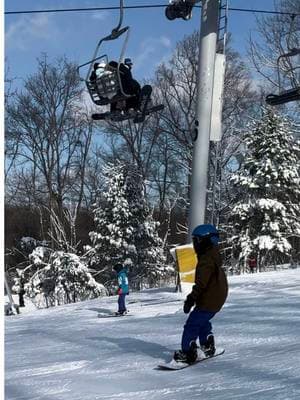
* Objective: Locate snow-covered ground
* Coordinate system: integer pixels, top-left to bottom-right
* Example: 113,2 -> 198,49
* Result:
5,269 -> 300,400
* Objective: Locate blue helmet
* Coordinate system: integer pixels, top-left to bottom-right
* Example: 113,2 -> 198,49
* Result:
192,224 -> 219,246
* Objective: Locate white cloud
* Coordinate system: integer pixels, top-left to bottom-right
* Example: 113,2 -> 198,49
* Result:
134,36 -> 172,71
5,14 -> 56,51
159,36 -> 172,48
90,11 -> 111,21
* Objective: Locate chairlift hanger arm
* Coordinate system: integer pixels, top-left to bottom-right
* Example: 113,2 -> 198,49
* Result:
275,14 -> 300,82
78,0 -> 130,83
111,0 -> 124,34
286,14 -> 298,54
275,40 -> 300,94
78,0 -> 133,106
86,26 -> 130,73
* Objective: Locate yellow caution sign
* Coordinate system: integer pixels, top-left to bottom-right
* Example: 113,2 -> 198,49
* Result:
171,244 -> 197,284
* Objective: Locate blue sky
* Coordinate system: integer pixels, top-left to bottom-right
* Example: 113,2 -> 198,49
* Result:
5,0 -> 275,86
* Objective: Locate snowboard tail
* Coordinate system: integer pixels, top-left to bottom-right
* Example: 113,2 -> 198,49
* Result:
157,348 -> 225,370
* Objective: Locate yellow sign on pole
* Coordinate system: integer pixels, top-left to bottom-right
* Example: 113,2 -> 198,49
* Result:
171,244 -> 197,285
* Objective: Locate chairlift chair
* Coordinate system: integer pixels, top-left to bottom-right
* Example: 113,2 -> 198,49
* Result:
77,0 -> 134,106
266,16 -> 300,106
77,27 -> 132,107
78,0 -> 164,123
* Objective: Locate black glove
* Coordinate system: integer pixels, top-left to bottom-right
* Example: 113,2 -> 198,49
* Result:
183,294 -> 195,314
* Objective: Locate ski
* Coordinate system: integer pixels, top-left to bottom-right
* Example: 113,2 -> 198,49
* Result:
157,348 -> 225,370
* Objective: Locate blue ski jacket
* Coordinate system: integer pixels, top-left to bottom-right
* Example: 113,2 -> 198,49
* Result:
118,267 -> 129,294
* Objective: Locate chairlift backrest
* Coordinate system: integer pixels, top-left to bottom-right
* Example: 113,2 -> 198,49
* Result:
77,0 -> 132,104
276,15 -> 300,91
88,61 -> 121,102
266,21 -> 300,107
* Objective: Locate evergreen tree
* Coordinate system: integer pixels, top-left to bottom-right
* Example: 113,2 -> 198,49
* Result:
88,163 -> 166,288
124,166 -> 167,288
24,250 -> 106,308
230,108 -> 300,270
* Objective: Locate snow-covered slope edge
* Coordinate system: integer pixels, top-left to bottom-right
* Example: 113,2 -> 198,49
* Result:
5,269 -> 300,400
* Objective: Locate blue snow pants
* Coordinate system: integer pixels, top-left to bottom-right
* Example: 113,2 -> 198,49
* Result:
181,309 -> 216,352
118,293 -> 127,313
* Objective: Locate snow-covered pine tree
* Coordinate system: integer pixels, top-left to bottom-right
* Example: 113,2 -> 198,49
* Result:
87,163 -> 166,289
87,163 -> 135,284
25,250 -> 106,308
124,166 -> 166,289
230,108 -> 300,271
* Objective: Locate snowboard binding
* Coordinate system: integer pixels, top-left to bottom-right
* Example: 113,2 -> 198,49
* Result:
173,341 -> 198,364
201,334 -> 216,357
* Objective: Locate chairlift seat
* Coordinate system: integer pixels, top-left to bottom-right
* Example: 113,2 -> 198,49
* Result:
87,65 -> 134,106
266,87 -> 300,106
87,69 -> 120,105
77,2 -> 134,109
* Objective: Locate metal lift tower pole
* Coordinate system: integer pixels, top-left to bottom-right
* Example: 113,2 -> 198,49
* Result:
188,0 -> 219,241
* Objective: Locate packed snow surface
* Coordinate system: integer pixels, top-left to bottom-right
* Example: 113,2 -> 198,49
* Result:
5,269 -> 300,400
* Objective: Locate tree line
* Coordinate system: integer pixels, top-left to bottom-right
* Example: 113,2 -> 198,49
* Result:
5,0 -> 300,307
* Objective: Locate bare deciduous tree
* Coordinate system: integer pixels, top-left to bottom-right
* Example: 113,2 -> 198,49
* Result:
5,55 -> 94,244
249,0 -> 300,93
154,31 -> 257,227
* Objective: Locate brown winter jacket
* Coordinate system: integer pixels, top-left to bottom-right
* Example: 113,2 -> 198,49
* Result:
190,246 -> 228,312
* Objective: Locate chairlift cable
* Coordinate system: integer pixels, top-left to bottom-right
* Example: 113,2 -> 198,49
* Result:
5,4 -> 300,17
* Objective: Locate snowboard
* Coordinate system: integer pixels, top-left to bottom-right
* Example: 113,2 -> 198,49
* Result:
133,85 -> 153,123
98,311 -> 131,318
157,348 -> 225,370
91,85 -> 164,124
92,105 -> 164,123
134,104 -> 164,123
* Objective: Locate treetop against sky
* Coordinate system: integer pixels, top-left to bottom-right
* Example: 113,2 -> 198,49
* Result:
5,0 -> 275,85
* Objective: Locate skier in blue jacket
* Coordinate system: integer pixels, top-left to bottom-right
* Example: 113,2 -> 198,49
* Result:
113,264 -> 129,315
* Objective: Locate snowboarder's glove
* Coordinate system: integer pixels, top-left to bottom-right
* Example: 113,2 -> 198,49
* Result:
183,294 -> 195,314
117,288 -> 123,295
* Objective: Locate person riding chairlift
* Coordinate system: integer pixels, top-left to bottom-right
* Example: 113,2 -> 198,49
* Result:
91,58 -> 150,114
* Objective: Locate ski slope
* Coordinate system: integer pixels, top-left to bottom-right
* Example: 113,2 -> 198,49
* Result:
5,269 -> 300,400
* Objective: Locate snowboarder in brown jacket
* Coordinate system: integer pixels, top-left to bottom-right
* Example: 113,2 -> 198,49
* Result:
174,224 -> 228,364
